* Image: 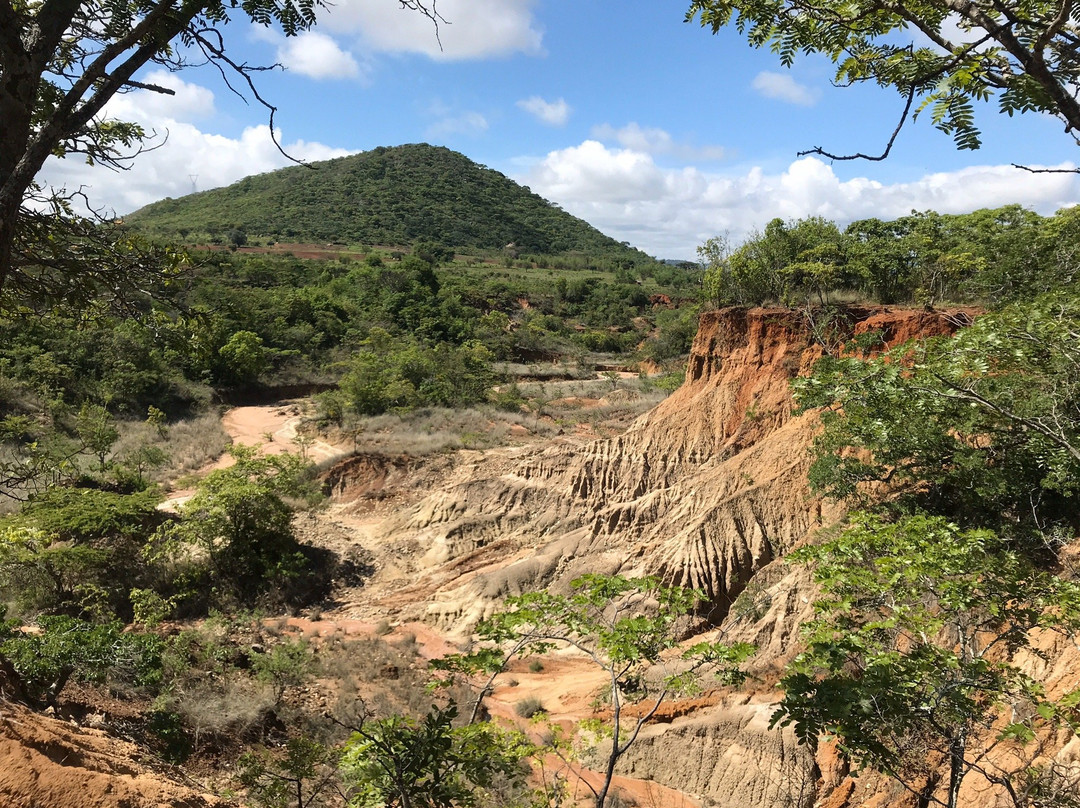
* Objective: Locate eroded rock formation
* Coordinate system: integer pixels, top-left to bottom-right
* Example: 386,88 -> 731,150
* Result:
366,307 -> 974,635
323,305 -> 1007,808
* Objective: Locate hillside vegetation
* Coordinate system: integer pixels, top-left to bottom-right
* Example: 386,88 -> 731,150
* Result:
124,143 -> 648,262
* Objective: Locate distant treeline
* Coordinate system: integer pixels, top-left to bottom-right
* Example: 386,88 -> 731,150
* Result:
701,205 -> 1080,308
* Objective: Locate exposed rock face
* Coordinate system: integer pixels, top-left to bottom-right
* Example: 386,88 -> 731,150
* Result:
371,306 -> 973,632
327,305 -> 994,808
617,698 -> 819,808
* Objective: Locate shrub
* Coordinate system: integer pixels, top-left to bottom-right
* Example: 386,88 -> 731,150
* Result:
514,697 -> 546,719
0,616 -> 164,707
251,638 -> 312,701
149,448 -> 321,610
340,338 -> 494,416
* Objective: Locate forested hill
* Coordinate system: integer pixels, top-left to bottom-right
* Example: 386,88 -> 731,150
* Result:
125,143 -> 645,259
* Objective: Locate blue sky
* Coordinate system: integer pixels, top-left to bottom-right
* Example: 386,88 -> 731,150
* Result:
41,0 -> 1080,259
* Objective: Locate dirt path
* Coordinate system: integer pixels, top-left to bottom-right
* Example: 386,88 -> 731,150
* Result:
160,401 -> 348,511
220,401 -> 344,463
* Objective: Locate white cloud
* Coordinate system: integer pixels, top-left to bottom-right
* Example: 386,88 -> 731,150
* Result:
319,0 -> 543,60
591,122 -> 726,161
38,81 -> 352,216
273,31 -> 362,80
517,96 -> 570,126
104,70 -> 215,123
426,110 -> 489,138
751,71 -> 820,106
521,140 -> 1080,258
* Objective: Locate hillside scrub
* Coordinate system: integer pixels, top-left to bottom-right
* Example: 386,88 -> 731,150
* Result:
124,145 -> 651,263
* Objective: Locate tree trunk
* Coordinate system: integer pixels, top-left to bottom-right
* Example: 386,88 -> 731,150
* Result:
0,194 -> 20,297
946,729 -> 967,808
596,680 -> 621,808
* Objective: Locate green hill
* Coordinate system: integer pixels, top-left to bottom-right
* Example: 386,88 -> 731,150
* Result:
125,143 -> 646,259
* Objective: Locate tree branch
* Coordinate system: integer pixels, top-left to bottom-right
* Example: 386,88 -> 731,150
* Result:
122,79 -> 177,95
1010,162 -> 1080,174
798,83 -> 916,162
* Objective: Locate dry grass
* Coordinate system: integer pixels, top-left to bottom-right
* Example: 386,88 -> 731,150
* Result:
176,679 -> 277,750
112,410 -> 230,482
318,405 -> 559,460
309,371 -> 678,465
319,633 -> 473,724
493,361 -> 596,381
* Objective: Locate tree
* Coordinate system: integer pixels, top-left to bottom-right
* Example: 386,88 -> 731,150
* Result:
777,295 -> 1080,805
0,0 -> 441,305
772,514 -> 1080,808
339,703 -> 535,808
698,234 -> 733,307
794,294 -> 1080,539
432,574 -> 753,808
709,216 -> 851,305
75,403 -> 119,472
217,330 -> 271,385
0,615 -> 164,709
157,447 -> 320,604
687,0 -> 1080,159
238,736 -> 336,808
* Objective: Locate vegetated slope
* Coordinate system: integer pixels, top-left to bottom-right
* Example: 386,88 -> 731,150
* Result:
124,143 -> 646,258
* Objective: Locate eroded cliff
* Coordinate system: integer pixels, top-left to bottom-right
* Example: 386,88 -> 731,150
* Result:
318,305 -> 1009,808
363,307 -> 972,636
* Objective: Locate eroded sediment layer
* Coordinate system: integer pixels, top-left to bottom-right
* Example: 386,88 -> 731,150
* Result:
352,307 -> 972,632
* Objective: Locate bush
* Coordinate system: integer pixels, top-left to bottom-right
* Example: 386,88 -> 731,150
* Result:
150,448 -> 321,610
514,697 -> 546,719
216,330 -> 270,385
490,383 -> 526,413
147,709 -> 192,763
340,338 -> 494,416
251,638 -> 312,701
0,616 -> 164,707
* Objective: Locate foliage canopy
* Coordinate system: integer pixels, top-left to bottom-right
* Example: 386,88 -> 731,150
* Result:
687,0 -> 1080,157
0,0 -> 329,305
795,294 -> 1080,539
773,514 -> 1080,808
780,295 -> 1080,805
340,703 -> 533,808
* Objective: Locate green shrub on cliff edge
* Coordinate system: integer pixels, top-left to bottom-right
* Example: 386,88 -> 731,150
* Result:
777,295 -> 1080,807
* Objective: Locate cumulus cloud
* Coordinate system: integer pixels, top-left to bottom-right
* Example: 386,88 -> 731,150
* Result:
271,31 -> 362,80
517,96 -> 570,126
521,140 -> 1080,259
591,122 -> 726,161
105,70 -> 216,123
318,0 -> 543,60
751,71 -> 820,106
38,80 -> 352,216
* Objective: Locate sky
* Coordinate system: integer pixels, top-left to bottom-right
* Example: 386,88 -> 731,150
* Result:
39,0 -> 1080,260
